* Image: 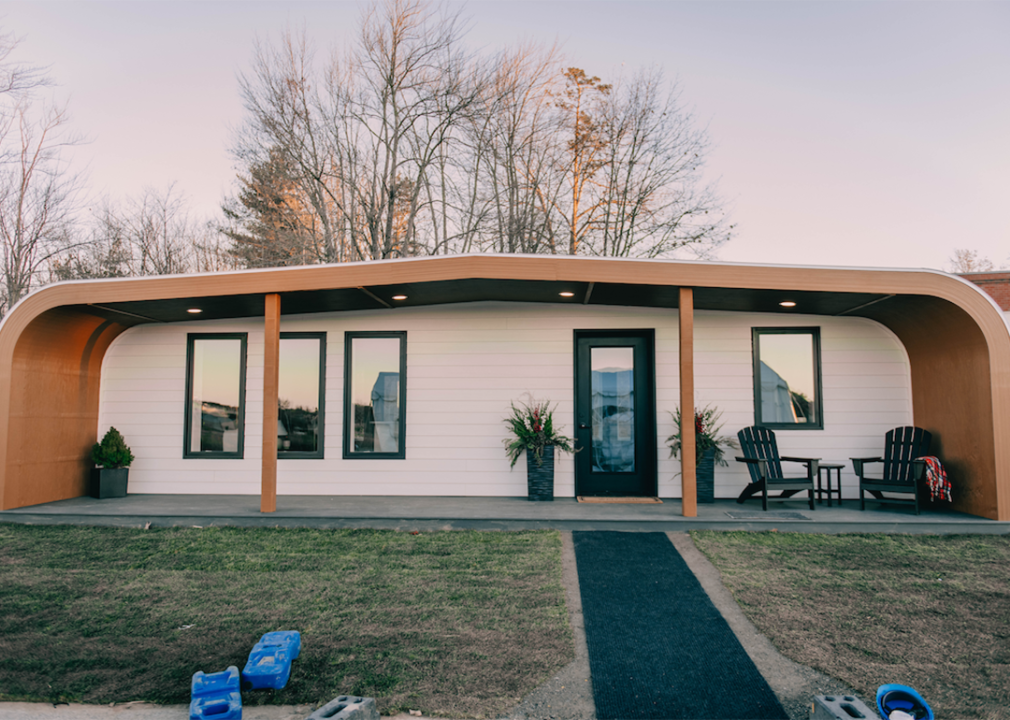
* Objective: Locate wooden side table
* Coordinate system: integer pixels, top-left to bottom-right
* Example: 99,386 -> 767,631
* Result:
817,464 -> 844,507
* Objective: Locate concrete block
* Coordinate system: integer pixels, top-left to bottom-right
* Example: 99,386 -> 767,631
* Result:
811,695 -> 881,720
306,696 -> 379,720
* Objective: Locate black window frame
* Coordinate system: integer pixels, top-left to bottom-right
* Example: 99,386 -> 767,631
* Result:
278,331 -> 327,460
184,333 -> 248,459
343,331 -> 407,460
752,326 -> 824,431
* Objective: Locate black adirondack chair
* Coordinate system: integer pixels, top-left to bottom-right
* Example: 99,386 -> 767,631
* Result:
735,426 -> 818,511
852,426 -> 932,515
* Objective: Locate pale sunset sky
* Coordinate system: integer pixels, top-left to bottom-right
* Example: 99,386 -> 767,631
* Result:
5,1 -> 1008,271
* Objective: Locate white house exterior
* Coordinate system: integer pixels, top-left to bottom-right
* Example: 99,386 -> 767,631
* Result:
1,255 -> 1007,520
98,302 -> 912,501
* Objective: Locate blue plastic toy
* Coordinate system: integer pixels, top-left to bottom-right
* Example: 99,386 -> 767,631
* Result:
242,631 -> 301,690
257,630 -> 301,659
876,684 -> 933,720
190,666 -> 241,720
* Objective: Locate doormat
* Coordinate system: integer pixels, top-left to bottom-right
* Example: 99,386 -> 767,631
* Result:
725,510 -> 810,520
573,532 -> 788,720
576,496 -> 662,504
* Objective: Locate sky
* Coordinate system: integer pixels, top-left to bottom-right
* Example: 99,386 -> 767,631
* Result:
4,1 -> 1008,272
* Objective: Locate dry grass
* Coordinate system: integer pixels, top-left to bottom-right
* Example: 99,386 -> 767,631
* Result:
692,531 -> 1010,720
0,525 -> 573,718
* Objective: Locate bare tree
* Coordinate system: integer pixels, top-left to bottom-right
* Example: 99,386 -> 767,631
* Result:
229,1 -> 487,265
56,185 -> 209,280
948,248 -> 996,274
191,221 -> 239,273
57,188 -> 236,281
349,0 -> 472,258
0,46 -> 81,313
0,30 -> 50,104
227,2 -> 732,266
108,185 -> 198,275
591,69 -> 732,258
548,68 -> 611,255
464,42 -> 561,254
0,31 -> 80,312
49,219 -> 131,281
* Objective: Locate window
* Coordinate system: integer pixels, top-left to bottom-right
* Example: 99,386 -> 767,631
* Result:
343,331 -> 406,459
752,327 -> 823,430
278,333 -> 326,459
185,334 -> 247,457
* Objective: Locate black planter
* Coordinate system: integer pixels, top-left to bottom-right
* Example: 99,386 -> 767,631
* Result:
89,468 -> 129,499
526,445 -> 555,501
697,448 -> 716,504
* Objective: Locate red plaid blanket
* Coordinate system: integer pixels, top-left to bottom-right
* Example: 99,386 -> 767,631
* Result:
919,456 -> 951,502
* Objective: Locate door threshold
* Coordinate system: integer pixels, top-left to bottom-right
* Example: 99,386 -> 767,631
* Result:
576,496 -> 663,504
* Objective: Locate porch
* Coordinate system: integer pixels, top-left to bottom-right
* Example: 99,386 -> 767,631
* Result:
1,493 -> 1004,534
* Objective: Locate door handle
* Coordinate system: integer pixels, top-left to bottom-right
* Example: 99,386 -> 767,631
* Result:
578,424 -> 590,429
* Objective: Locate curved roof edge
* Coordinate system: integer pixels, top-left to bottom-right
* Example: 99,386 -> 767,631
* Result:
2,253 -> 1005,328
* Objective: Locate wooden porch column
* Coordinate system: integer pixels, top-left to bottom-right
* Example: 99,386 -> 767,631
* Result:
261,293 -> 281,513
679,287 -> 696,517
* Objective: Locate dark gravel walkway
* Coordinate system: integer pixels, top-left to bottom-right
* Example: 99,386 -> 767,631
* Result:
573,531 -> 787,720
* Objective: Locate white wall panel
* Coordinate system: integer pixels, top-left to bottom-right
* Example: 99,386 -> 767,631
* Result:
98,303 -> 911,500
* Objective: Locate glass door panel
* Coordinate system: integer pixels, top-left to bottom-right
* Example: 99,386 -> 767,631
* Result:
590,347 -> 635,473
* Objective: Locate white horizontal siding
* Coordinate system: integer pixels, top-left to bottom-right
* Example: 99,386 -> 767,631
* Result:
98,303 -> 911,500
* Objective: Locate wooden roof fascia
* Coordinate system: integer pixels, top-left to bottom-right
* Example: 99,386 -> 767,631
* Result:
0,255 -> 997,313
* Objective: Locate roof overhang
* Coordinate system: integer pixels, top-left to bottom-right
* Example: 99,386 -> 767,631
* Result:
3,254 -> 999,327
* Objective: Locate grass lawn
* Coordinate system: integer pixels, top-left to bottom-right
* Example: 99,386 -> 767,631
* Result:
692,531 -> 1010,720
0,525 -> 573,718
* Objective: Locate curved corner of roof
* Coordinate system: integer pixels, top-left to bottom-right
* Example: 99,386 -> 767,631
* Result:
919,266 -> 1010,321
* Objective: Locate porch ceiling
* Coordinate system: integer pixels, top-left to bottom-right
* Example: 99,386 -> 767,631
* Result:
78,278 -> 893,325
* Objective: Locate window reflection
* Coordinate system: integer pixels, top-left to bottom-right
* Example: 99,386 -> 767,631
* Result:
188,336 -> 245,454
755,330 -> 819,427
590,346 -> 635,473
278,335 -> 324,455
347,335 -> 404,455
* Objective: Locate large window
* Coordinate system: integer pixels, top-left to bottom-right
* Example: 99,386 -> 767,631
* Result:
278,333 -> 326,459
752,327 -> 823,430
185,334 -> 247,458
343,331 -> 406,459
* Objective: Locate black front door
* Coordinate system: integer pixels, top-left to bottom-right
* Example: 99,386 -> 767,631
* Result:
574,330 -> 656,497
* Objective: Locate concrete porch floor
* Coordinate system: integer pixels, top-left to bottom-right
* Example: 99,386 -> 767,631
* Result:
1,493 -> 1006,534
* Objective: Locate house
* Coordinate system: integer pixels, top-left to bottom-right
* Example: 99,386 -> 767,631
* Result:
0,255 -> 1007,520
960,271 -> 1010,315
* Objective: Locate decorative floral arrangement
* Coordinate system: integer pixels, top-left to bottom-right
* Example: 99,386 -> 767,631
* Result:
91,427 -> 135,469
667,406 -> 738,467
503,397 -> 577,468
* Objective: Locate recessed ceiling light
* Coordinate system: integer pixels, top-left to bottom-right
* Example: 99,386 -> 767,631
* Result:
187,308 -> 203,314
392,295 -> 407,301
779,301 -> 796,308
559,291 -> 575,298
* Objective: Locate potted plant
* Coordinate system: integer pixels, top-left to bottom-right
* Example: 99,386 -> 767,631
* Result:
90,427 -> 135,499
504,397 -> 577,501
667,406 -> 738,503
